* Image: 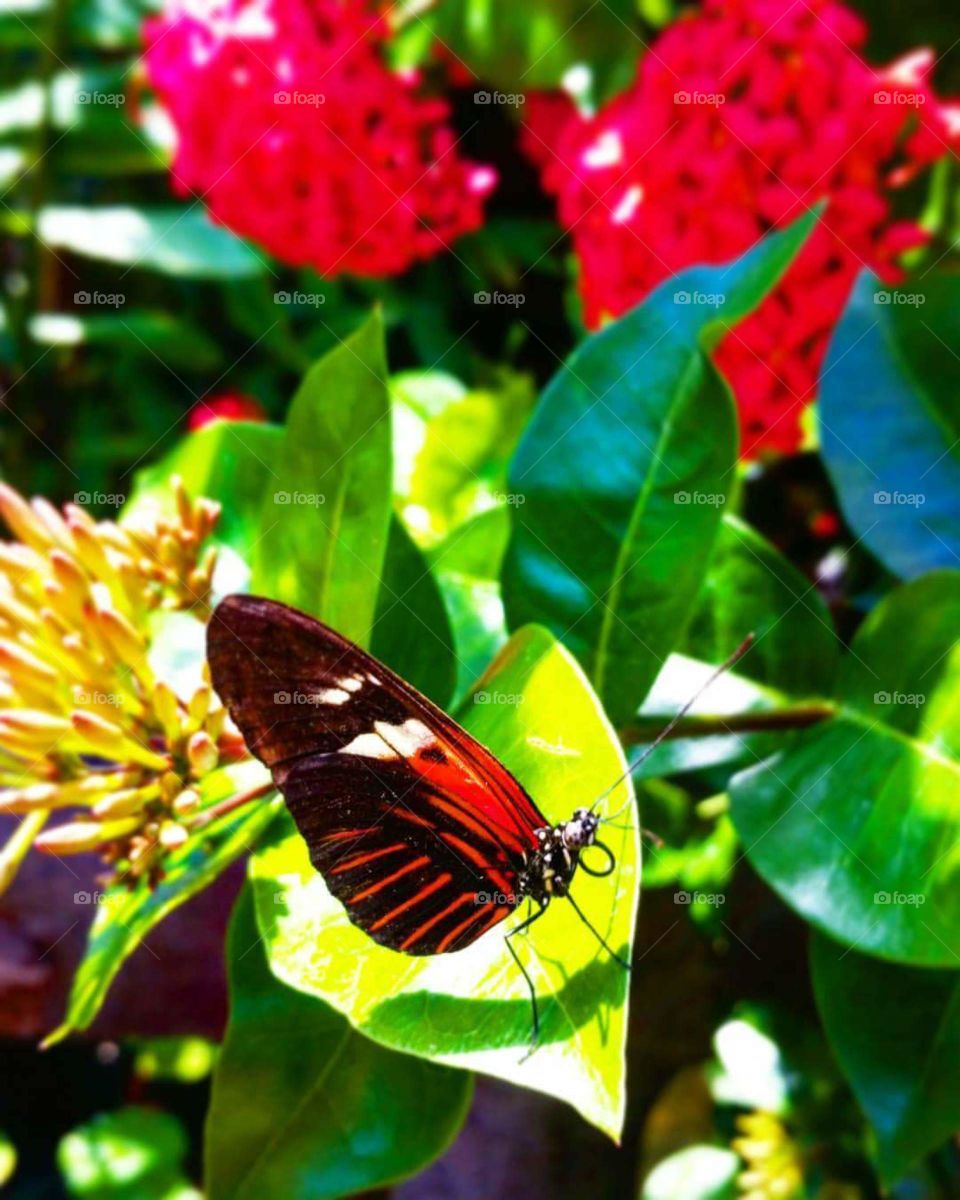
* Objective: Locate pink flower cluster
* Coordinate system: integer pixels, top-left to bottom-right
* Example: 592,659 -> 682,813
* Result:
144,0 -> 495,278
523,0 -> 960,455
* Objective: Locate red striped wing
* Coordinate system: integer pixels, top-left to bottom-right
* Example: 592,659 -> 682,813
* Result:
207,595 -> 547,954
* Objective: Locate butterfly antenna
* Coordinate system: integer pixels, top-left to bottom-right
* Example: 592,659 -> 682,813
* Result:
592,633 -> 755,820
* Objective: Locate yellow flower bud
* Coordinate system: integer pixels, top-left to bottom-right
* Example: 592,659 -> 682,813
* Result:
35,816 -> 141,854
187,731 -> 218,775
70,711 -> 169,771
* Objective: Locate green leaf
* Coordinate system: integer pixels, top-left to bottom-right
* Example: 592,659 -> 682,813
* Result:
252,311 -> 392,646
0,1131 -> 15,1189
30,310 -> 222,370
251,625 -> 640,1140
641,1145 -> 739,1200
821,272 -> 960,579
427,507 -> 510,700
371,516 -> 456,707
124,421 -> 282,560
392,367 -> 534,545
811,932 -> 960,1183
36,207 -> 265,279
731,570 -> 960,965
428,0 -> 641,102
503,215 -> 817,725
58,1107 -> 199,1200
44,762 -> 281,1046
683,515 -> 838,696
205,887 -> 471,1200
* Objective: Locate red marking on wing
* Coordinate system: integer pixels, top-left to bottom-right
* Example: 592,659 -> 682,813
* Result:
348,855 -> 430,905
331,843 -> 407,875
436,902 -> 510,952
399,892 -> 475,951
369,873 -> 452,933
318,828 -> 374,843
440,831 -> 514,895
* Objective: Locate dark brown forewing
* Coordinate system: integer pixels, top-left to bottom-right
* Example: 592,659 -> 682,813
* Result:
207,595 -> 546,954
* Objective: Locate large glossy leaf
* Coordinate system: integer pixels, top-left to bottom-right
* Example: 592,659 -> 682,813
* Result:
502,215 -> 816,726
821,272 -> 960,579
250,625 -> 641,1140
391,368 -> 534,546
44,761 -> 281,1047
683,515 -> 838,696
252,311 -> 392,646
206,888 -> 471,1200
427,507 -> 510,700
124,421 -> 282,558
731,571 -> 960,965
36,206 -> 265,279
371,516 -> 456,708
811,932 -> 960,1183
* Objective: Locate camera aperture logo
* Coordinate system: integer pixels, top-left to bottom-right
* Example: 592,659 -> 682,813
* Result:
274,490 -> 325,506
874,891 -> 925,906
674,890 -> 725,906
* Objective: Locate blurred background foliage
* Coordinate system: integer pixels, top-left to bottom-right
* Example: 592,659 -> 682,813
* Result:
1,0 -> 960,1198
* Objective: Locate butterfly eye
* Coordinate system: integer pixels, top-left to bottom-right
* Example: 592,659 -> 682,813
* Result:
579,839 -> 616,878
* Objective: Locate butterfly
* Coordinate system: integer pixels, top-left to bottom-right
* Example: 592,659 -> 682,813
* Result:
207,594 -> 749,1043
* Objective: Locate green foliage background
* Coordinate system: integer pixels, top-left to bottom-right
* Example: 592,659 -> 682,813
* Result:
1,1 -> 960,1198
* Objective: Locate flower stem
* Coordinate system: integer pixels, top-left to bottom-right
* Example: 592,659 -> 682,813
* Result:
0,809 -> 49,898
620,702 -> 836,744
187,780 -> 276,830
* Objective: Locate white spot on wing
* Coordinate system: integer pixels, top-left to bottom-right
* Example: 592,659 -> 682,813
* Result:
374,718 -> 435,757
339,732 -> 399,760
338,719 -> 436,762
313,688 -> 350,705
337,675 -> 364,693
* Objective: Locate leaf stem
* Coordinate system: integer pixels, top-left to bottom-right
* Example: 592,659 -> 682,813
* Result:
620,701 -> 836,744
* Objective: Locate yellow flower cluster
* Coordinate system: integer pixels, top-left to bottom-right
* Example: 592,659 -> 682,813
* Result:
0,480 -> 248,895
733,1111 -> 805,1200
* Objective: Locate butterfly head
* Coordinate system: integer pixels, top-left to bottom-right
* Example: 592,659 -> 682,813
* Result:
560,807 -> 600,850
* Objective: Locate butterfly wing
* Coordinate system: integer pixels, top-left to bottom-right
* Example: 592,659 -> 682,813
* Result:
207,595 -> 547,954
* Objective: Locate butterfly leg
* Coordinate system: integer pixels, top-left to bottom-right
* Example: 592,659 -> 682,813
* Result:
566,890 -> 631,971
505,903 -> 547,1057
